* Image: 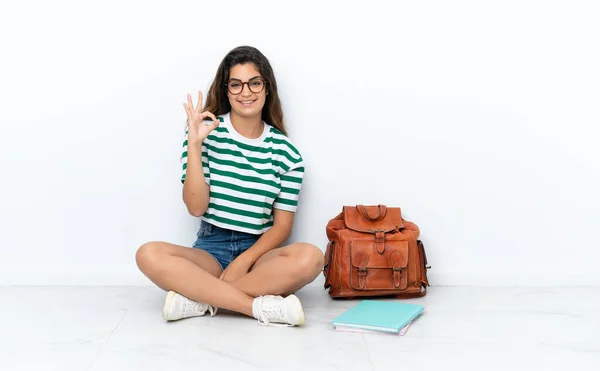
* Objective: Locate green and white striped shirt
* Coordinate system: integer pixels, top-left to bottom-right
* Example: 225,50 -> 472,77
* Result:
181,112 -> 305,234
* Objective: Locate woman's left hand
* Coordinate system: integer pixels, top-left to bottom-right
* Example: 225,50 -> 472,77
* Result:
219,257 -> 252,283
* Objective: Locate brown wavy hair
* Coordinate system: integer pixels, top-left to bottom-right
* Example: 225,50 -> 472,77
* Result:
203,46 -> 287,136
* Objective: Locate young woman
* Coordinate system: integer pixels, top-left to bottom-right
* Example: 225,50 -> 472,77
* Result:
136,46 -> 324,326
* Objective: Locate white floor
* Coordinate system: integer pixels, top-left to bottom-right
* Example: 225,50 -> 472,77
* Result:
1,280 -> 599,371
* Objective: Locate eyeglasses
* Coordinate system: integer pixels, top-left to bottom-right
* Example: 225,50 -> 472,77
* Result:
226,78 -> 266,95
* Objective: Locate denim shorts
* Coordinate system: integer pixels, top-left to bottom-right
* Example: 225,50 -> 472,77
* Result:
192,219 -> 261,270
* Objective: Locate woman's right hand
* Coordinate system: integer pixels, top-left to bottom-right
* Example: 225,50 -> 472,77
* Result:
183,91 -> 219,146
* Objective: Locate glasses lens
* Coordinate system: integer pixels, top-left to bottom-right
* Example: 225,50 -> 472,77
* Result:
228,81 -> 242,94
249,79 -> 264,93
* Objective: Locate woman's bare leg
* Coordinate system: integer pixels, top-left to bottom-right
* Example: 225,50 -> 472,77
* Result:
136,241 -> 254,317
229,243 -> 324,297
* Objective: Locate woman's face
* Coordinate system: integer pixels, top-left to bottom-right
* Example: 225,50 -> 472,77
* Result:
226,63 -> 267,119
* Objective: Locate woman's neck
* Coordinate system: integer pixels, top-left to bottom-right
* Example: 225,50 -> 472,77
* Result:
230,111 -> 264,139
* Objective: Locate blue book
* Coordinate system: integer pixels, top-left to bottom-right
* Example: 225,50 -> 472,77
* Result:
332,300 -> 424,334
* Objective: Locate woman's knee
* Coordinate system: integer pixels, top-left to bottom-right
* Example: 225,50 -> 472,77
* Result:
291,243 -> 324,277
135,241 -> 168,272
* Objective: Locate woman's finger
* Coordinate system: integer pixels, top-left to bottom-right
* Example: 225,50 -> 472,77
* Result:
195,91 -> 203,113
183,102 -> 190,118
201,111 -> 218,122
187,94 -> 194,111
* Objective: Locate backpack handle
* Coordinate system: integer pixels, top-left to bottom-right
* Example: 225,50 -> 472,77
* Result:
357,204 -> 387,222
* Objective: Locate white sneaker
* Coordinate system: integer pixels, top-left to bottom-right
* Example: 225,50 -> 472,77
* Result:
162,290 -> 217,321
252,294 -> 305,326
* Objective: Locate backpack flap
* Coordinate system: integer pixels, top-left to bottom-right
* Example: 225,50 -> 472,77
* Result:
343,205 -> 404,233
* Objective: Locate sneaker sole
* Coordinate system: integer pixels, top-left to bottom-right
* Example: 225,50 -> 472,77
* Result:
287,294 -> 305,325
162,290 -> 177,321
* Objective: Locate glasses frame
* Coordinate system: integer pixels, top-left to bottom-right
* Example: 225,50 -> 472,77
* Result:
225,77 -> 267,95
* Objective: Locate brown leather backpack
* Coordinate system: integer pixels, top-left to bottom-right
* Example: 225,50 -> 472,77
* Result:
323,205 -> 430,299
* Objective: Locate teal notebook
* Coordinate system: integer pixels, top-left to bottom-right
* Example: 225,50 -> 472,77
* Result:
332,300 -> 424,334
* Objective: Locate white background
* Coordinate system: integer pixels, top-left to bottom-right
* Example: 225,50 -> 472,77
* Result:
1,0 -> 598,286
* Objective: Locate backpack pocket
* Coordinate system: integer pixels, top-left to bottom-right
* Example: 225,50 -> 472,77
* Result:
349,240 -> 409,291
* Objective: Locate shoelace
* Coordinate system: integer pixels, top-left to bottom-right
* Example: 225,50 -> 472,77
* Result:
256,296 -> 291,327
181,298 -> 217,317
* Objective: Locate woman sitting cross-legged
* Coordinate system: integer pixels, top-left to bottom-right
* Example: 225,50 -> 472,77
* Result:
136,46 -> 324,327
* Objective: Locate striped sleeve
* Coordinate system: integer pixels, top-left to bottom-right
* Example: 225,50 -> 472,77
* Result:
273,161 -> 304,212
181,129 -> 210,184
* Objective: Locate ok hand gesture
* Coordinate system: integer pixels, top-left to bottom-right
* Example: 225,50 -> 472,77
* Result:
183,91 -> 219,146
